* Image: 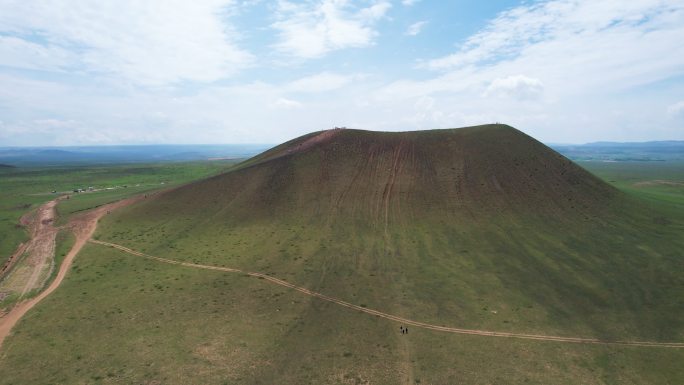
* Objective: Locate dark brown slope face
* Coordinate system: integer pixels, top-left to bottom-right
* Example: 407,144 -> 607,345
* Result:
159,124 -> 617,226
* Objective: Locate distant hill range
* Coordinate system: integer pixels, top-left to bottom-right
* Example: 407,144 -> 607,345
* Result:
1,138 -> 681,167
552,140 -> 684,161
0,144 -> 271,166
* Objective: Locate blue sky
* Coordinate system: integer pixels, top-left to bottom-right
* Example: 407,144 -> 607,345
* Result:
0,0 -> 683,146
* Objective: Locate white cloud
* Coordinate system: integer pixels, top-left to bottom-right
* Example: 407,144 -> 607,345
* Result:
484,75 -> 544,100
286,72 -> 361,92
402,0 -> 420,6
427,0 -> 684,81
668,101 -> 684,116
0,36 -> 74,71
359,1 -> 392,20
273,97 -> 304,109
376,0 -> 684,141
0,1 -> 252,85
405,21 -> 427,36
1,0 -> 683,146
272,0 -> 391,58
32,119 -> 79,129
0,117 -> 119,146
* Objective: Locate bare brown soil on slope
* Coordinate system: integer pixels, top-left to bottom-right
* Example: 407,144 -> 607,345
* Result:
146,125 -> 618,231
0,200 -> 59,284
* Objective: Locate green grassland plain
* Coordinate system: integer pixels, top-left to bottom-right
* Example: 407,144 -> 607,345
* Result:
0,161 -> 239,267
580,161 -> 684,207
0,134 -> 683,384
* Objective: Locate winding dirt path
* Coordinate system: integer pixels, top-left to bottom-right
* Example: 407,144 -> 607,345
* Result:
90,239 -> 684,349
0,197 -> 141,348
0,200 -> 59,284
19,200 -> 60,297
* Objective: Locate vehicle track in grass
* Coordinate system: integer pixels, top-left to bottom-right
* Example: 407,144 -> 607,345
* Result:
19,200 -> 60,297
0,196 -> 142,349
90,239 -> 684,349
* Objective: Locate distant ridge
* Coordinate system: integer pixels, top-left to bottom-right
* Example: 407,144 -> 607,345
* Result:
0,144 -> 270,166
582,140 -> 684,146
552,140 -> 684,161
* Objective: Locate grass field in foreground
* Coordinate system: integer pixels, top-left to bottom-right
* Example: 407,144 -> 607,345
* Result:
1,244 -> 682,385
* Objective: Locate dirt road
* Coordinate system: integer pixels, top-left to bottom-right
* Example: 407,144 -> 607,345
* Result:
0,200 -> 60,289
0,197 -> 140,348
91,239 -> 684,349
19,200 -> 60,296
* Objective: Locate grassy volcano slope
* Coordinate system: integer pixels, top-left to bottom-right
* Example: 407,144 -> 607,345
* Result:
154,124 -> 618,225
102,125 -> 682,337
1,125 -> 683,384
2,245 -> 682,385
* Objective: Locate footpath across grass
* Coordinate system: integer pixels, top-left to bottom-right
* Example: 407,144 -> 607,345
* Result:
1,236 -> 682,384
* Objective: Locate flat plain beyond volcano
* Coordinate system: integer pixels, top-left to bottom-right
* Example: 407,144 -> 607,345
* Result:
1,125 -> 683,384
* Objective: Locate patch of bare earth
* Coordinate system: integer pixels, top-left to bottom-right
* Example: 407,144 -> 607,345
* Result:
0,196 -> 142,348
0,200 -> 60,297
329,372 -> 372,385
288,128 -> 342,154
0,243 -> 28,278
633,180 -> 684,187
188,342 -> 257,381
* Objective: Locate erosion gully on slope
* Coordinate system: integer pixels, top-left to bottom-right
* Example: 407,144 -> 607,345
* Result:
90,239 -> 684,348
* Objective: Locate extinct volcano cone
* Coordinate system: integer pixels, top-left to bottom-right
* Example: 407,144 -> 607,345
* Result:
159,124 -> 617,224
106,122 -> 684,343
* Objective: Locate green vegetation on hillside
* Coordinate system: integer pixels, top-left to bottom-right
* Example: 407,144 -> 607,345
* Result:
46,229 -> 76,288
2,244 -> 682,384
1,126 -> 683,384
